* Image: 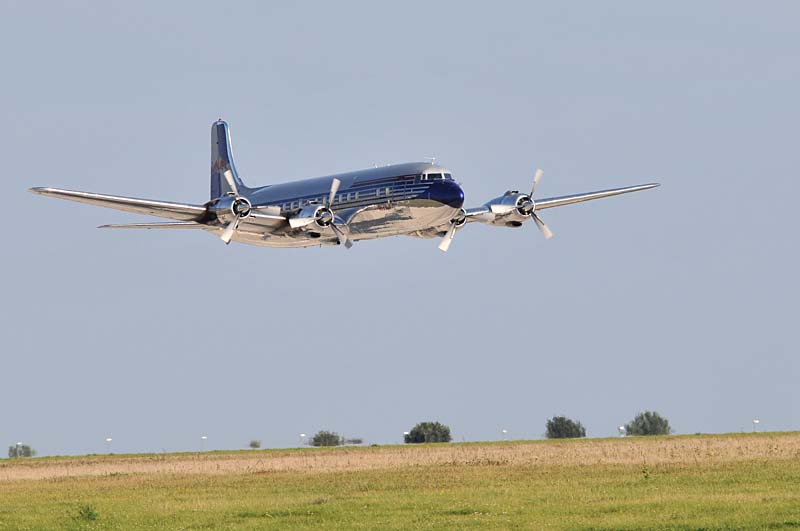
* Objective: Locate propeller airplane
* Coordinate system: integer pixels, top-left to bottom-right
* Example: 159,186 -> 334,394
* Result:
30,120 -> 659,251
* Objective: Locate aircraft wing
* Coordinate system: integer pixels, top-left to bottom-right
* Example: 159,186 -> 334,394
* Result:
28,187 -> 207,222
534,183 -> 659,210
98,221 -> 210,230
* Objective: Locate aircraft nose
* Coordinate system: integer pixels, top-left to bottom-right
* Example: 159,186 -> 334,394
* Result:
428,179 -> 465,208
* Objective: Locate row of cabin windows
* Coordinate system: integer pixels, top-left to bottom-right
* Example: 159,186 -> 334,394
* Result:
281,187 -> 393,211
278,173 -> 451,210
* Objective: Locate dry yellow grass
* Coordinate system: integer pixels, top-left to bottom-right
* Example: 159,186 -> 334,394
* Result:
2,431 -> 798,481
2,433 -> 799,529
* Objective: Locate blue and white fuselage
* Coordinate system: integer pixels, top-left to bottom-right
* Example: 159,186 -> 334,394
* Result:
232,162 -> 465,247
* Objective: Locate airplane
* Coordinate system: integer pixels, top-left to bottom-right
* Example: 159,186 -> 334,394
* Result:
29,120 -> 659,251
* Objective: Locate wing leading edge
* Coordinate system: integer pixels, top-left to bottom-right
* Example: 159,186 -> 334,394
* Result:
534,183 -> 660,210
28,187 -> 207,222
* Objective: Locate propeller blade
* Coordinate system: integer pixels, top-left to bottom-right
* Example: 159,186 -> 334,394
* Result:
220,217 -> 240,244
531,212 -> 553,239
530,168 -> 543,197
222,169 -> 239,196
328,178 -> 341,207
438,223 -> 458,252
331,224 -> 353,249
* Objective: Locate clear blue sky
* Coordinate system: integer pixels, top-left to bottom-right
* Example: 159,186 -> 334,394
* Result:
3,1 -> 798,455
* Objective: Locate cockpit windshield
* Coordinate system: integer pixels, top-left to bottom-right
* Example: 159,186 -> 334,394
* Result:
422,172 -> 454,180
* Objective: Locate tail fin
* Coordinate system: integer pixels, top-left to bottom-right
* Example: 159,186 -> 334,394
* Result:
210,120 -> 248,198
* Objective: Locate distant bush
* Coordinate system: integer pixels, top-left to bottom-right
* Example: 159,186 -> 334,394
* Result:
625,411 -> 672,436
77,505 -> 98,521
249,440 -> 261,449
310,431 -> 344,447
8,444 -> 36,458
344,438 -> 363,445
545,416 -> 587,439
404,421 -> 452,443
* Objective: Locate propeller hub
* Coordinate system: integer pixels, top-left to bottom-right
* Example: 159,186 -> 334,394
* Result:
232,197 -> 251,218
452,208 -> 467,227
516,195 -> 535,216
315,206 -> 334,227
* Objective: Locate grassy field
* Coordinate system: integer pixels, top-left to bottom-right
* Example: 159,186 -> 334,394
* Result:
1,432 -> 799,530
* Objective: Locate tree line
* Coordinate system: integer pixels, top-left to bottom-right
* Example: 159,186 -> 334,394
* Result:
6,411 -> 672,458
297,412 -> 671,448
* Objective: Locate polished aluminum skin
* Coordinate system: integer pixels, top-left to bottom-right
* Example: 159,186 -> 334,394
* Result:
29,120 -> 659,251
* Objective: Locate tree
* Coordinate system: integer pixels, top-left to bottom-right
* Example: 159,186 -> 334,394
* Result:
404,421 -> 452,443
625,411 -> 672,436
545,416 -> 587,439
249,440 -> 261,449
8,444 -> 36,458
310,430 -> 344,447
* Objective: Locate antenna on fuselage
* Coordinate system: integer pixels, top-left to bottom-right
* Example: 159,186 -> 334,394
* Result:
424,156 -> 437,165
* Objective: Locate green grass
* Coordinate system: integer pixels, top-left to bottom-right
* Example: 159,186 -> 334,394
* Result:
1,435 -> 799,530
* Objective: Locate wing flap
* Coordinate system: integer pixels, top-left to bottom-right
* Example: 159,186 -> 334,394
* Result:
29,187 -> 207,221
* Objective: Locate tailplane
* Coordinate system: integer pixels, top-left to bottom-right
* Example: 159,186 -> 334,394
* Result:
210,120 -> 248,198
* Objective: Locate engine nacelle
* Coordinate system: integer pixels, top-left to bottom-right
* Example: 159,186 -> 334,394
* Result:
486,192 -> 534,224
209,195 -> 251,224
289,204 -> 334,229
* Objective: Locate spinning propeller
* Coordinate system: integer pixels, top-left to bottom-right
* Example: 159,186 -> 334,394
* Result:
220,169 -> 252,244
288,178 -> 352,248
490,168 -> 553,239
437,209 -> 466,252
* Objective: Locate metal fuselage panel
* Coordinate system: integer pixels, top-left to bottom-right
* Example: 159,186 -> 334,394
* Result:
232,162 -> 465,247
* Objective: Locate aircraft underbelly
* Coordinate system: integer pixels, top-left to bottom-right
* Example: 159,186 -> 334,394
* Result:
230,199 -> 456,248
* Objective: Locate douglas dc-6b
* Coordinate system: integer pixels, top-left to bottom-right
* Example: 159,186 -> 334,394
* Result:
30,120 -> 658,251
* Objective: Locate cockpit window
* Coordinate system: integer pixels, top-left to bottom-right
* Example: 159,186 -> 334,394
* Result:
444,173 -> 453,180
427,173 -> 443,180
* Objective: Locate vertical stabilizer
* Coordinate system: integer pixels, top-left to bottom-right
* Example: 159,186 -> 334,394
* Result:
210,120 -> 247,198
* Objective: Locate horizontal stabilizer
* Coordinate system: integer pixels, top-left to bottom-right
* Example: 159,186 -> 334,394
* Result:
535,183 -> 660,211
98,222 -> 209,230
29,187 -> 207,221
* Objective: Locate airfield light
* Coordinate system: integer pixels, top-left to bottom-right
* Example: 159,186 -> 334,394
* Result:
618,426 -> 626,437
501,429 -> 508,441
403,431 -> 410,443
201,435 -> 208,451
299,433 -> 306,446
753,419 -> 760,432
105,437 -> 113,453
